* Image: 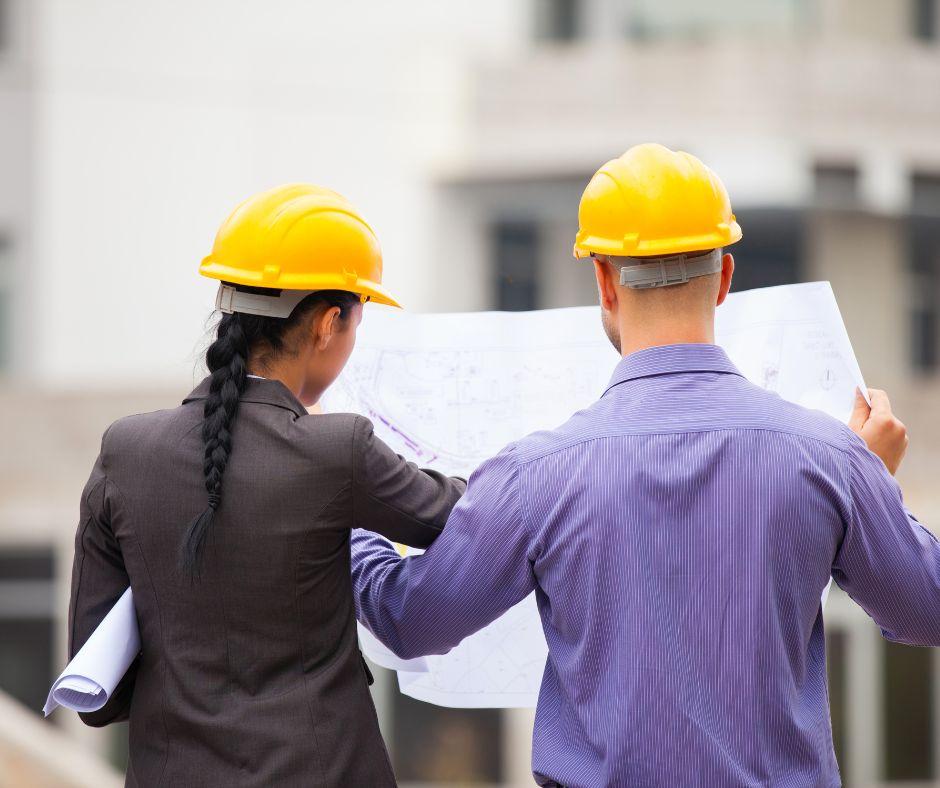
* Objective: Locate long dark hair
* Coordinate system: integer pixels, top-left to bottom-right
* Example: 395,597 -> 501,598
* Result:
181,286 -> 360,574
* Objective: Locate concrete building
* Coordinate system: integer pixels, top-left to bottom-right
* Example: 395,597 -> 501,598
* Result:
1,0 -> 938,785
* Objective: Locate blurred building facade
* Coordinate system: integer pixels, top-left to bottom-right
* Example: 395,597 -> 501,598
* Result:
1,0 -> 939,785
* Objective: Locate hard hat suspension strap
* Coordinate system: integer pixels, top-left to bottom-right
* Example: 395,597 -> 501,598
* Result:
612,248 -> 722,290
216,283 -> 317,318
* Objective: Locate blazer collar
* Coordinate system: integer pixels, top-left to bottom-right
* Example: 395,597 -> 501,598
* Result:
603,343 -> 744,397
183,376 -> 308,418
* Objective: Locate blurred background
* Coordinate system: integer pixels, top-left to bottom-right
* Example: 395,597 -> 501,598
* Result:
0,0 -> 938,785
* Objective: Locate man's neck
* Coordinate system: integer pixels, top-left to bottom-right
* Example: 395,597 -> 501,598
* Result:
618,322 -> 715,358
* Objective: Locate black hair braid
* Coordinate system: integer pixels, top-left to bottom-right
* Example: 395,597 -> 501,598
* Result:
181,287 -> 361,575
203,317 -> 249,502
181,314 -> 249,573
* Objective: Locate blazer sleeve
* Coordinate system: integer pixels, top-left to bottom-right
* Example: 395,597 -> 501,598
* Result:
68,429 -> 139,727
351,416 -> 466,548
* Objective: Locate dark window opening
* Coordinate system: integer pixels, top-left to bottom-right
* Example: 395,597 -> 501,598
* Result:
913,172 -> 940,216
493,220 -> 539,311
110,722 -> 131,773
0,548 -> 56,713
0,1 -> 7,53
909,173 -> 940,372
536,0 -> 581,42
911,305 -> 937,370
826,628 -> 849,778
0,550 -> 53,581
392,691 -> 503,783
913,0 -> 937,41
0,236 -> 9,370
728,209 -> 805,292
883,640 -> 935,780
909,218 -> 940,372
814,163 -> 860,209
0,619 -> 53,712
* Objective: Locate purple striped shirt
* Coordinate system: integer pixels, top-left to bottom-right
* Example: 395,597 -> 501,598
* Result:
351,343 -> 940,787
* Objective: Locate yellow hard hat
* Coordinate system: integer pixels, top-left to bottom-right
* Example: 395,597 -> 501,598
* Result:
573,143 -> 742,259
200,183 -> 401,312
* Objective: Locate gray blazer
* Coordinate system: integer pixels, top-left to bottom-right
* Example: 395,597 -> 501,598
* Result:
68,376 -> 465,787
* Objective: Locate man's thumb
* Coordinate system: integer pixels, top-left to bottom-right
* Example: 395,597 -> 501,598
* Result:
848,387 -> 870,433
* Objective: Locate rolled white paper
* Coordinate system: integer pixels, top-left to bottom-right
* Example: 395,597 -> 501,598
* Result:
44,588 -> 139,716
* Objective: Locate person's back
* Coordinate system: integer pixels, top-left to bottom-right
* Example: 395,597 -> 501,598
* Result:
72,376 -> 463,787
67,184 -> 465,787
350,144 -> 940,787
514,344 -> 887,785
76,385 -> 375,784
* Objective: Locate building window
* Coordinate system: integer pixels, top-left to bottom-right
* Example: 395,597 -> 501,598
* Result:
0,1 -> 8,53
493,221 -> 540,311
913,0 -> 937,41
0,549 -> 55,712
909,173 -> 940,372
727,209 -> 804,292
0,236 -> 10,370
391,692 -> 503,783
826,628 -> 849,776
535,0 -> 581,42
883,640 -> 935,780
913,172 -> 940,215
625,0 -> 811,42
813,163 -> 860,210
911,299 -> 937,370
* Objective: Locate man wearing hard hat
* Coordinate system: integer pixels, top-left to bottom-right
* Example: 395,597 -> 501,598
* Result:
351,144 -> 938,786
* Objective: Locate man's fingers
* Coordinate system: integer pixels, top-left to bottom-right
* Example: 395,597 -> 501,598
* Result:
848,387 -> 871,432
867,388 -> 892,418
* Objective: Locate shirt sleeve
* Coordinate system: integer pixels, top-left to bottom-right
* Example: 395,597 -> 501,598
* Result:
832,433 -> 940,646
67,430 -> 139,727
351,443 -> 536,659
351,417 -> 466,549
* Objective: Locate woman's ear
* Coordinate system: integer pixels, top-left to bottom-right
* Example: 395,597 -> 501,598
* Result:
314,306 -> 342,351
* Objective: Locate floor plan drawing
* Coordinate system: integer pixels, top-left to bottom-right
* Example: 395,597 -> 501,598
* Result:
324,282 -> 866,708
325,310 -> 618,478
396,594 -> 548,708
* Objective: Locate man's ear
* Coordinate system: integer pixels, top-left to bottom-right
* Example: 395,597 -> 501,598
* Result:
314,306 -> 341,351
716,253 -> 735,306
593,257 -> 619,312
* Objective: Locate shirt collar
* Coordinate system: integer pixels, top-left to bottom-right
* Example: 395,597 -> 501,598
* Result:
603,343 -> 744,396
183,375 -> 308,418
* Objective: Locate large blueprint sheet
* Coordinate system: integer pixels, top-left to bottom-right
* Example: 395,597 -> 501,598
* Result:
323,282 -> 866,708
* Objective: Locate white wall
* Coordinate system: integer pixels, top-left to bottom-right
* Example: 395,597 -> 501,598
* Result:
26,0 -> 529,386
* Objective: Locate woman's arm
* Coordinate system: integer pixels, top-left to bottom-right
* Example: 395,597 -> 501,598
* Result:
351,417 -> 466,548
68,433 -> 137,727
351,443 -> 535,659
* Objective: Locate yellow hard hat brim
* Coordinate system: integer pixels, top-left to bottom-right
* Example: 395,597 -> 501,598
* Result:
199,184 -> 401,309
357,279 -> 402,309
573,220 -> 742,259
200,258 -> 402,309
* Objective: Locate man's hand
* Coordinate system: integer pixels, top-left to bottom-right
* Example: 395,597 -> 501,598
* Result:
848,388 -> 909,475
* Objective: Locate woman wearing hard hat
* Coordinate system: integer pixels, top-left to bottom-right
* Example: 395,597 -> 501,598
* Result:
66,184 -> 463,787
